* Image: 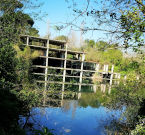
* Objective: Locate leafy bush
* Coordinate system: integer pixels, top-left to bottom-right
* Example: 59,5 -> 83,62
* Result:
131,119 -> 145,135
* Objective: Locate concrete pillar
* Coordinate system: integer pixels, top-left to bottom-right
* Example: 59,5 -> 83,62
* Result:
117,73 -> 121,84
78,92 -> 81,99
105,65 -> 109,72
62,44 -> 68,91
43,38 -> 49,106
110,65 -> 114,85
93,84 -> 97,93
101,84 -> 106,93
26,36 -> 29,46
79,53 -> 85,91
95,64 -> 100,72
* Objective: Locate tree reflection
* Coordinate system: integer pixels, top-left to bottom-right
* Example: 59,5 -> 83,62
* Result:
41,80 -> 145,134
104,80 -> 145,133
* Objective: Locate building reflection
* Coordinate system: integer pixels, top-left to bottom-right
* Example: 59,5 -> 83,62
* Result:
41,83 -> 113,119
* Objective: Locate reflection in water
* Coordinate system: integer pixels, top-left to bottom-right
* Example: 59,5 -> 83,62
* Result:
19,86 -> 124,135
92,83 -> 112,94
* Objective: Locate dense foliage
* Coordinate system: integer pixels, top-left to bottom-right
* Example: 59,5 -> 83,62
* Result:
0,0 -> 40,134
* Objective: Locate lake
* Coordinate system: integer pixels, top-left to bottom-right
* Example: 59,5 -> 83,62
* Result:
19,87 -> 125,135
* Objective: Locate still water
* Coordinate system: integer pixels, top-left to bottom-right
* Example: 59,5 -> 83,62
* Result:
19,88 -> 124,135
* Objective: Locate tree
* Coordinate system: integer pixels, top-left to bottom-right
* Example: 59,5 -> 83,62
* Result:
54,35 -> 68,42
84,39 -> 119,51
65,0 -> 145,50
95,41 -> 118,51
0,42 -> 17,90
0,0 -> 39,43
0,1 -> 41,134
0,0 -> 39,90
84,39 -> 95,48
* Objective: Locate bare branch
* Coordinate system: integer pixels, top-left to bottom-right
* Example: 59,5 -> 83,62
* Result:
63,0 -> 90,29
